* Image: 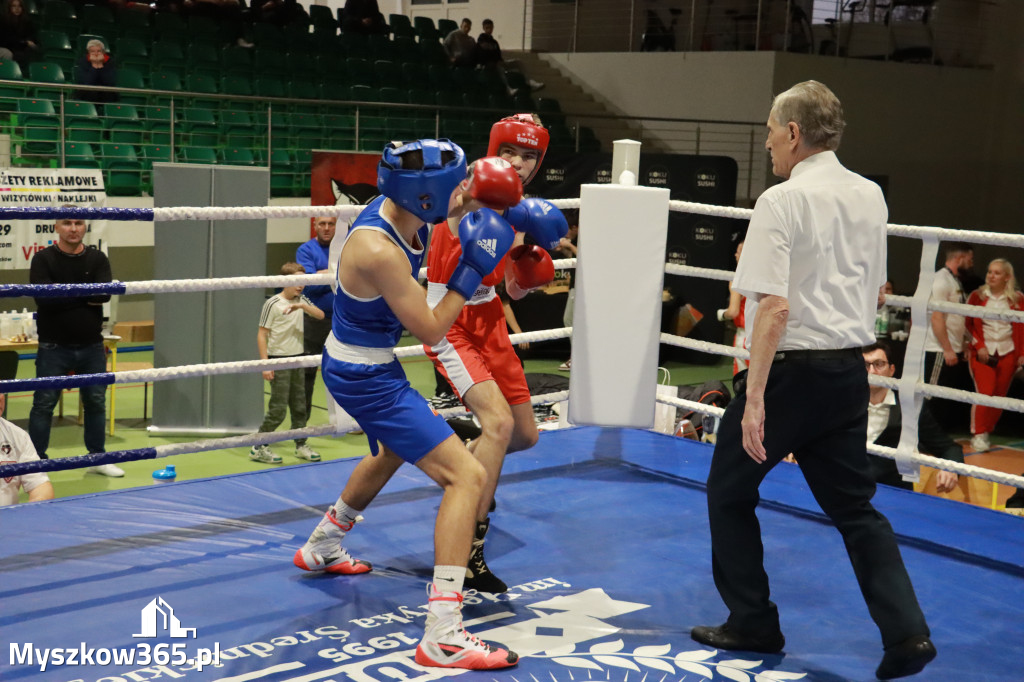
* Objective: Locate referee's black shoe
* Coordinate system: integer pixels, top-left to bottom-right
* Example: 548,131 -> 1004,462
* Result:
875,635 -> 936,680
690,623 -> 785,654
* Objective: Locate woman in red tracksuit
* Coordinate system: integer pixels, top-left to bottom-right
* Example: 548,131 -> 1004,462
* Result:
964,258 -> 1024,452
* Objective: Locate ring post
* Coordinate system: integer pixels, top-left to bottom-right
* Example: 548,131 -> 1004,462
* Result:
569,142 -> 671,428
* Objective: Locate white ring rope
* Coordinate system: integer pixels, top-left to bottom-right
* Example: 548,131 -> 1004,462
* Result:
660,332 -> 750,360
124,273 -> 333,295
113,328 -> 574,384
653,394 -> 1024,490
152,205 -> 366,222
153,390 -> 571,459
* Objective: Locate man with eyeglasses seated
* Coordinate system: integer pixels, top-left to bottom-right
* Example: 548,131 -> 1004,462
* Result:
863,341 -> 963,493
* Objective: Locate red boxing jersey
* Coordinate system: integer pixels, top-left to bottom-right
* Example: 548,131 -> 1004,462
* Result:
427,220 -> 508,286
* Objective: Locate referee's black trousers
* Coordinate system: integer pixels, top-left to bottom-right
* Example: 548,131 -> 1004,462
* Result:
706,353 -> 929,648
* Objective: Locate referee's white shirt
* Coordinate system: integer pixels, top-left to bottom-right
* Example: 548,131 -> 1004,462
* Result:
733,151 -> 888,351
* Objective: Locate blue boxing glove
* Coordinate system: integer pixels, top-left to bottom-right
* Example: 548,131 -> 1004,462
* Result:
448,208 -> 515,300
504,198 -> 568,251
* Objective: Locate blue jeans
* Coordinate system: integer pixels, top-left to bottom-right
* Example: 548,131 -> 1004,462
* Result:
29,341 -> 107,457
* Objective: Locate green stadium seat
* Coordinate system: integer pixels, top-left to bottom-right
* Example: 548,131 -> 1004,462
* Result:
187,15 -> 219,43
367,33 -> 394,60
64,97 -> 100,136
144,105 -> 173,145
221,147 -> 256,166
149,70 -> 182,94
437,19 -> 458,35
254,77 -> 286,98
79,5 -> 115,37
309,5 -> 335,27
117,38 -> 150,72
179,146 -> 218,164
0,60 -> 26,111
185,73 -> 218,96
388,14 -> 415,38
41,1 -> 77,36
254,50 -> 289,78
220,74 -> 253,98
392,35 -> 418,62
100,143 -> 142,196
27,62 -> 66,101
220,45 -> 253,75
114,68 -> 148,106
269,148 -> 296,196
414,16 -> 440,43
150,40 -> 186,70
153,13 -> 187,42
105,104 -> 144,143
115,7 -> 152,41
65,141 -> 98,168
252,22 -> 286,47
38,30 -> 73,67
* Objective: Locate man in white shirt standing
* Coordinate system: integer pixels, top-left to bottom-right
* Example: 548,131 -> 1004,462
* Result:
690,81 -> 935,680
922,242 -> 974,428
0,394 -> 55,506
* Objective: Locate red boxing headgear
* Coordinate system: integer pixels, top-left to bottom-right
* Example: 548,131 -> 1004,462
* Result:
487,114 -> 550,185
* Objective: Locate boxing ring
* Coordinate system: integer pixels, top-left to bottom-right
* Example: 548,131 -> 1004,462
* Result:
3,193 -> 1024,682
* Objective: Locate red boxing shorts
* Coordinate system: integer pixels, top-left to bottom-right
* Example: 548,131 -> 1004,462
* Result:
425,297 -> 531,406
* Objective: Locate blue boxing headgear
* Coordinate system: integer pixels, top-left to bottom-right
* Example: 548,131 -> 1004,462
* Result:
377,139 -> 467,224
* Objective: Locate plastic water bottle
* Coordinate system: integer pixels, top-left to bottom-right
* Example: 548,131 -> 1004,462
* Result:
152,465 -> 177,484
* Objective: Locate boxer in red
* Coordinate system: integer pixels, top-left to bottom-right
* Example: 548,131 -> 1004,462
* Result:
425,114 -> 568,592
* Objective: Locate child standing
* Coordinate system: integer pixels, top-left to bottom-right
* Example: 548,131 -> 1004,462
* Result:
251,262 -> 325,464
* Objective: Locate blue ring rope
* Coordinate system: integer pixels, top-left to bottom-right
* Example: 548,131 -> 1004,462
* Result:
0,282 -> 128,298
0,207 -> 155,221
0,372 -> 115,392
0,447 -> 158,477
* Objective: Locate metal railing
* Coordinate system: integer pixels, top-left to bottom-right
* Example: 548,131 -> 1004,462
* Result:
1,79 -> 767,203
529,0 -> 1000,68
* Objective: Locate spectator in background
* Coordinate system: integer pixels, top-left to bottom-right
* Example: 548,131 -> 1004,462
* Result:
28,207 -> 121,477
250,262 -> 325,465
444,17 -> 477,68
862,342 -> 962,493
75,39 -> 118,108
477,18 -> 543,94
296,216 -> 338,419
0,394 -> 55,506
965,258 -> 1024,452
0,0 -> 41,72
341,0 -> 387,35
718,239 -> 747,375
923,242 -> 973,429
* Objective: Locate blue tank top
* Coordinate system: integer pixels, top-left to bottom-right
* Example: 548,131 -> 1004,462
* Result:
332,196 -> 428,349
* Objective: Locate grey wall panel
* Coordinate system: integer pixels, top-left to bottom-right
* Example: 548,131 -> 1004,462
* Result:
151,163 -> 268,435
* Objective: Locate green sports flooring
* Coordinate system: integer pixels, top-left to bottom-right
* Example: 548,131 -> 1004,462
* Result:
4,341 -> 736,502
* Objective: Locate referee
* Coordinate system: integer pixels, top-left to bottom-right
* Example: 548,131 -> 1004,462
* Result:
690,81 -> 936,680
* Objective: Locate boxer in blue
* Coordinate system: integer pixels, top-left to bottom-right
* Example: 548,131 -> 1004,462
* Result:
294,139 -> 522,670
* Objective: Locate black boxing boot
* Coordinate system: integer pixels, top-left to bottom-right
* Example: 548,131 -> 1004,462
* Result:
465,518 -> 507,593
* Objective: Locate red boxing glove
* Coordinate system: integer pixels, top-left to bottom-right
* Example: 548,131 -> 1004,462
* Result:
467,157 -> 523,211
505,244 -> 555,298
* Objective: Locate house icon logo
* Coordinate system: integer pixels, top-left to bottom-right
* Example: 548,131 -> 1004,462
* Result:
133,597 -> 196,639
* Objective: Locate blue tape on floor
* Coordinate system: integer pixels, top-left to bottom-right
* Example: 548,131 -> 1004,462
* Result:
1,427 -> 1021,682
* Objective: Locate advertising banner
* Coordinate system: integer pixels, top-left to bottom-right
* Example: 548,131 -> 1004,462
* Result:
0,168 -> 108,271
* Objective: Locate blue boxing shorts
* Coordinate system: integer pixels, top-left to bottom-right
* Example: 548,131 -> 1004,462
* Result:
321,353 -> 453,464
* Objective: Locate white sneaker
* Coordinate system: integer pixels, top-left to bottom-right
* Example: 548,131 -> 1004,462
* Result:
970,432 -> 991,452
557,358 -> 572,371
249,444 -> 282,464
528,79 -> 545,92
295,444 -> 321,461
88,463 -> 125,477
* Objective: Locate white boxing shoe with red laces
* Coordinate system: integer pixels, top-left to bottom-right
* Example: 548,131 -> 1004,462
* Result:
293,544 -> 372,575
414,585 -> 518,670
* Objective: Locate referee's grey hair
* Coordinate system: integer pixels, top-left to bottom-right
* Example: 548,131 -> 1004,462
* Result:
770,81 -> 845,151
86,39 -> 105,52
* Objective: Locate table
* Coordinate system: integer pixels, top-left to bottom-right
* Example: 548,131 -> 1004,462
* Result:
0,335 -> 124,436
